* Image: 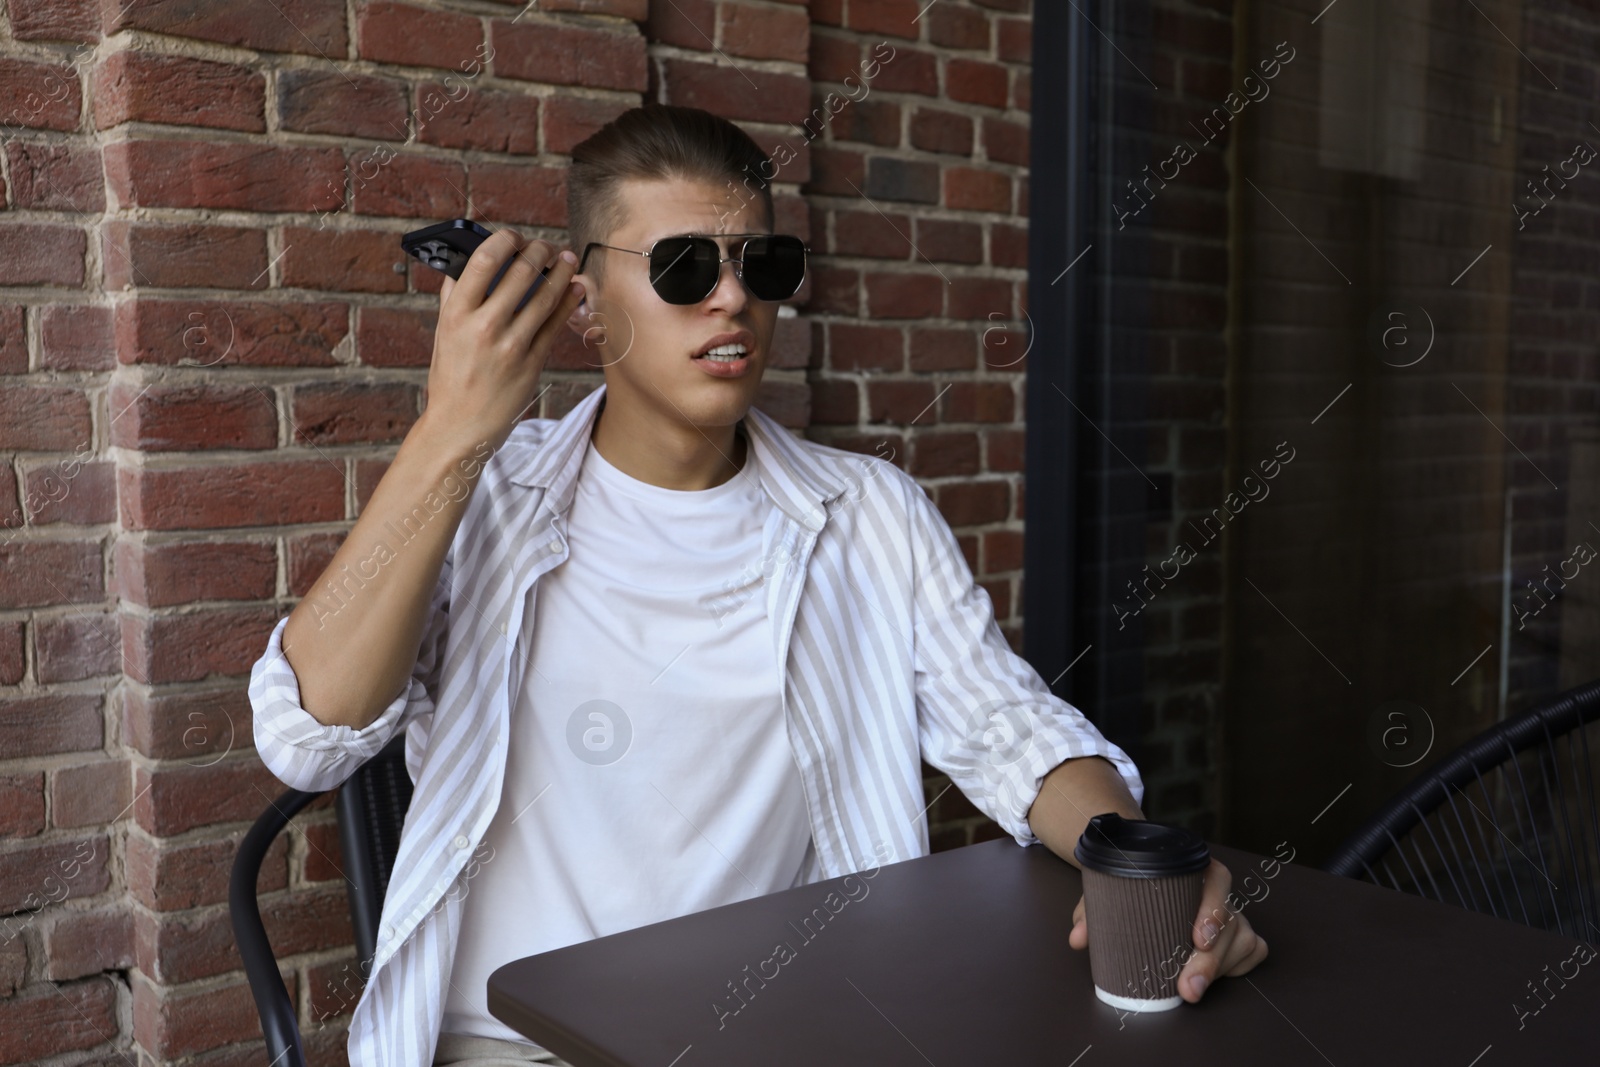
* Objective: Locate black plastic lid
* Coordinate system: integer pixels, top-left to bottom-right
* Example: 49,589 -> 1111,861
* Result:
1073,812 -> 1210,878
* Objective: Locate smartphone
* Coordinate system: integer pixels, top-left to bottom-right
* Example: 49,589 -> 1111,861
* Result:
401,218 -> 551,314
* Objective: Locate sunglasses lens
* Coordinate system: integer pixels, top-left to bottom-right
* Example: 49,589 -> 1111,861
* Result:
741,236 -> 807,300
649,237 -> 719,305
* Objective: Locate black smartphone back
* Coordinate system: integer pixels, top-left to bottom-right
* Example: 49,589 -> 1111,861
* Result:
401,218 -> 549,312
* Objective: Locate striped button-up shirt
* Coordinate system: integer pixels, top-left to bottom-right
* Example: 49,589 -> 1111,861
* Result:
248,381 -> 1144,1066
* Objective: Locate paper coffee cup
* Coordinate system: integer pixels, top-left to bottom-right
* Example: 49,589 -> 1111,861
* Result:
1074,812 -> 1210,1012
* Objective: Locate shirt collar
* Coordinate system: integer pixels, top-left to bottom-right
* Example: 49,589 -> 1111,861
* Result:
505,381 -> 850,532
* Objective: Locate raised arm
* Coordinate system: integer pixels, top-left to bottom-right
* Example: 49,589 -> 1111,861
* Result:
281,230 -> 584,729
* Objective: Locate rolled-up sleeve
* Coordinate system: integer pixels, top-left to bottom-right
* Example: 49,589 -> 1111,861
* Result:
904,477 -> 1144,848
249,552 -> 451,794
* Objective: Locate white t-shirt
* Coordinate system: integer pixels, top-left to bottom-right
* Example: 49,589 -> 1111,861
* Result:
440,423 -> 814,1047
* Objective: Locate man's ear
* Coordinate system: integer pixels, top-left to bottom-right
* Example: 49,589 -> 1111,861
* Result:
566,296 -> 594,341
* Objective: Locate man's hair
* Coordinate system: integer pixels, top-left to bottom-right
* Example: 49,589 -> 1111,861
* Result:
566,103 -> 775,287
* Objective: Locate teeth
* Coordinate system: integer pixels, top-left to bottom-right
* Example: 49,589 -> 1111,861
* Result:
700,342 -> 748,360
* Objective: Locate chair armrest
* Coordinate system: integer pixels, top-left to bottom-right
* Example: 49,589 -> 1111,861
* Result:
230,785 -> 324,1067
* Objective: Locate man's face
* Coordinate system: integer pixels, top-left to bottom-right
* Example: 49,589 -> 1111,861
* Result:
567,175 -> 780,433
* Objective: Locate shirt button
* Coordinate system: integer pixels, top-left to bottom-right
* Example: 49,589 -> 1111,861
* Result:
454,834 -> 470,849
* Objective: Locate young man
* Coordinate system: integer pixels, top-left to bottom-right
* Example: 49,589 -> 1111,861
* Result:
249,104 -> 1264,1067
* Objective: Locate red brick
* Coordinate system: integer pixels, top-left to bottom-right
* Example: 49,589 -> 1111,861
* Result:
0,773 -> 44,837
986,428 -> 1025,472
127,830 -> 287,912
417,83 -> 540,155
0,937 -> 20,998
833,209 -> 911,259
8,0 -> 99,43
109,381 -> 278,451
280,226 -> 408,294
278,67 -> 410,140
808,144 -> 865,196
21,460 -> 114,526
847,0 -> 922,39
917,218 -> 983,263
125,606 -> 282,685
929,5 -> 991,49
0,466 -> 16,529
121,685 -> 255,775
805,265 -> 860,316
303,818 -> 348,883
984,116 -> 1029,166
645,0 -> 716,50
809,32 -> 861,84
0,976 -> 118,1063
468,161 -> 568,227
292,381 -> 419,446
722,3 -> 809,62
40,906 -> 133,981
0,306 -> 25,373
0,57 -> 82,131
0,621 -> 21,686
868,381 -> 938,425
1014,68 -> 1030,112
347,151 -> 469,219
114,539 -> 278,609
356,1 -> 484,69
946,167 -> 1012,212
134,760 -> 295,838
0,223 -> 87,287
38,304 -> 113,371
826,97 -> 901,147
101,219 -> 268,292
910,107 -> 974,156
948,275 -> 1013,320
910,432 -> 979,477
982,324 -> 1027,371
132,970 -> 291,1060
0,542 -> 103,609
997,17 -> 1032,63
114,298 -> 346,367
866,272 -> 943,319
357,306 -> 437,367
50,759 -> 131,830
92,51 -> 264,133
492,19 -> 646,92
541,0 -> 648,15
810,380 -> 860,424
991,222 -> 1027,268
768,314 -> 811,370
542,95 -> 633,155
288,531 -> 345,598
34,611 -> 119,684
0,385 -> 91,451
871,47 -> 938,96
753,379 -> 810,428
118,461 -> 346,531
104,140 -> 343,212
136,886 -> 350,985
659,59 -> 810,124
109,0 -> 345,54
909,327 -> 978,372
356,458 -> 392,512
0,834 -> 111,914
944,381 -> 1015,423
938,479 -> 1009,526
3,140 -> 104,212
947,58 -> 1010,109
827,323 -> 903,372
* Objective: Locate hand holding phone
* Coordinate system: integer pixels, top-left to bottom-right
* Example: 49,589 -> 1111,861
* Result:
401,219 -> 584,455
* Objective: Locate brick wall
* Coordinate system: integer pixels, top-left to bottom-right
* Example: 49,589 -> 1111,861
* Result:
0,1 -> 1035,1062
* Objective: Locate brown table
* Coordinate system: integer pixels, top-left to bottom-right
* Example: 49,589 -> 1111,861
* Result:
487,837 -> 1600,1065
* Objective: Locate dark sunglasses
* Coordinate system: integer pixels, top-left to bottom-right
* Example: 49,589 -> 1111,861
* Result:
577,233 -> 809,305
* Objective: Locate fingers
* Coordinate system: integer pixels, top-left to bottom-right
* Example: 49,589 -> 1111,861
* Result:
1068,893 -> 1087,951
1192,858 -> 1235,952
1175,860 -> 1269,1002
517,247 -> 584,349
453,228 -> 524,311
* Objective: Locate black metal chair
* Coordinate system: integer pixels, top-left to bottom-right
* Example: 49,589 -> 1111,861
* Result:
1325,677 -> 1600,942
230,733 -> 415,1067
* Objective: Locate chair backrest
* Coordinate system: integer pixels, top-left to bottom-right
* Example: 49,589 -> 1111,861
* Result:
1325,678 -> 1600,942
335,732 -> 416,973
